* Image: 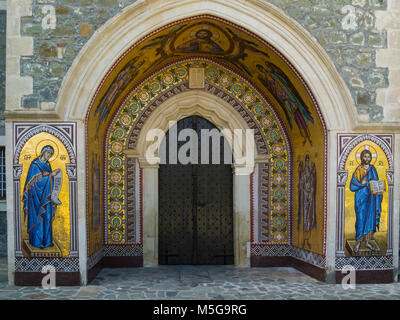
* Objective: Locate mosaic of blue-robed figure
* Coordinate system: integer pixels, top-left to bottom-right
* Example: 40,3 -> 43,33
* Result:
350,149 -> 383,250
22,145 -> 61,248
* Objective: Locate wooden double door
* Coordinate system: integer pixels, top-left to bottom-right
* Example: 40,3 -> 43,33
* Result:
158,116 -> 234,265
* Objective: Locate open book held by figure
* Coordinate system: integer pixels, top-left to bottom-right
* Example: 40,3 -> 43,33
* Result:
349,149 -> 384,255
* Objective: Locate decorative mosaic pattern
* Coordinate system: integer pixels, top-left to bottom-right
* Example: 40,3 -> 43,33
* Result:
104,245 -> 143,257
338,134 -> 394,171
259,164 -> 270,243
125,158 -> 140,243
87,247 -> 104,270
252,163 -> 272,243
253,162 -> 288,244
88,244 -> 143,267
251,244 -> 291,256
15,257 -> 79,272
336,134 -> 395,269
335,256 -> 393,271
251,244 -> 326,269
105,59 -> 290,246
13,123 -> 79,271
290,246 -> 326,269
13,123 -> 76,165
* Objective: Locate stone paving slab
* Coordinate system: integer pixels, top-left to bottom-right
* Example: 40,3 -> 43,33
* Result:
0,258 -> 400,300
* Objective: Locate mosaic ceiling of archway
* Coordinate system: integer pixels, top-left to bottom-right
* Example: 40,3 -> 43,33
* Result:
86,15 -> 327,256
87,15 -> 323,145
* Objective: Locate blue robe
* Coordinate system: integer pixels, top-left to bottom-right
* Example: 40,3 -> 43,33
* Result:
350,165 -> 383,240
23,158 -> 56,248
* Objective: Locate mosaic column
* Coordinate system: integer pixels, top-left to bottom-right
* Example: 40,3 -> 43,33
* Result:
67,163 -> 78,257
386,169 -> 394,255
336,170 -> 348,258
125,157 -> 141,244
12,164 -> 23,257
252,156 -> 271,244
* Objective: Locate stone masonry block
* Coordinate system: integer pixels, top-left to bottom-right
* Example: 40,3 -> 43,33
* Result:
388,68 -> 400,84
7,76 -> 33,95
8,37 -> 33,56
6,76 -> 33,110
376,49 -> 400,68
387,29 -> 400,48
6,56 -> 20,77
8,0 -> 32,17
375,10 -> 400,30
388,0 -> 400,10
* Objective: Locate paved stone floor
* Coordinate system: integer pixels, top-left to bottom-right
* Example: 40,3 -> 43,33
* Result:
0,258 -> 400,300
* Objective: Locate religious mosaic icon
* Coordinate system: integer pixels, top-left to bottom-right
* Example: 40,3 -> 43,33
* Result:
170,22 -> 233,55
22,145 -> 63,256
176,28 -> 223,53
347,146 -> 385,255
95,56 -> 145,122
257,62 -> 314,146
95,16 -> 313,133
297,155 -> 316,249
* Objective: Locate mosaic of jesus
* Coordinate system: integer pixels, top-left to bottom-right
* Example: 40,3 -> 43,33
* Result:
350,147 -> 384,254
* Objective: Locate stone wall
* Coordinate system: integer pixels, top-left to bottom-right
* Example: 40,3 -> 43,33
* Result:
0,10 -> 5,134
0,212 -> 6,257
375,0 -> 400,120
17,0 -> 389,122
20,0 -> 138,109
0,8 -> 6,258
269,0 -> 388,121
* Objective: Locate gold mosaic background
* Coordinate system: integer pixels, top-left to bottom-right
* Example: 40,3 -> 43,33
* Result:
19,132 -> 71,257
86,16 -> 327,256
344,140 -> 389,256
105,60 -> 289,245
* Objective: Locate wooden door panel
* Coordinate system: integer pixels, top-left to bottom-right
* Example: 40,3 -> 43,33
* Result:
197,164 -> 233,265
159,163 -> 193,264
158,116 -> 233,265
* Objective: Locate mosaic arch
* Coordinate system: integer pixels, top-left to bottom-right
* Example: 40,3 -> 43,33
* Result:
86,15 -> 326,139
104,59 -> 292,250
85,14 -> 328,267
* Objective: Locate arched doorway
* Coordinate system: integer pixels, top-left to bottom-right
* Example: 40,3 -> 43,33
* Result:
80,10 -> 330,283
159,116 -> 234,265
7,0 -> 398,287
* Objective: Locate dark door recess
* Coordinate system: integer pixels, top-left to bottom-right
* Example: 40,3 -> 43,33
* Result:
158,116 -> 234,265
